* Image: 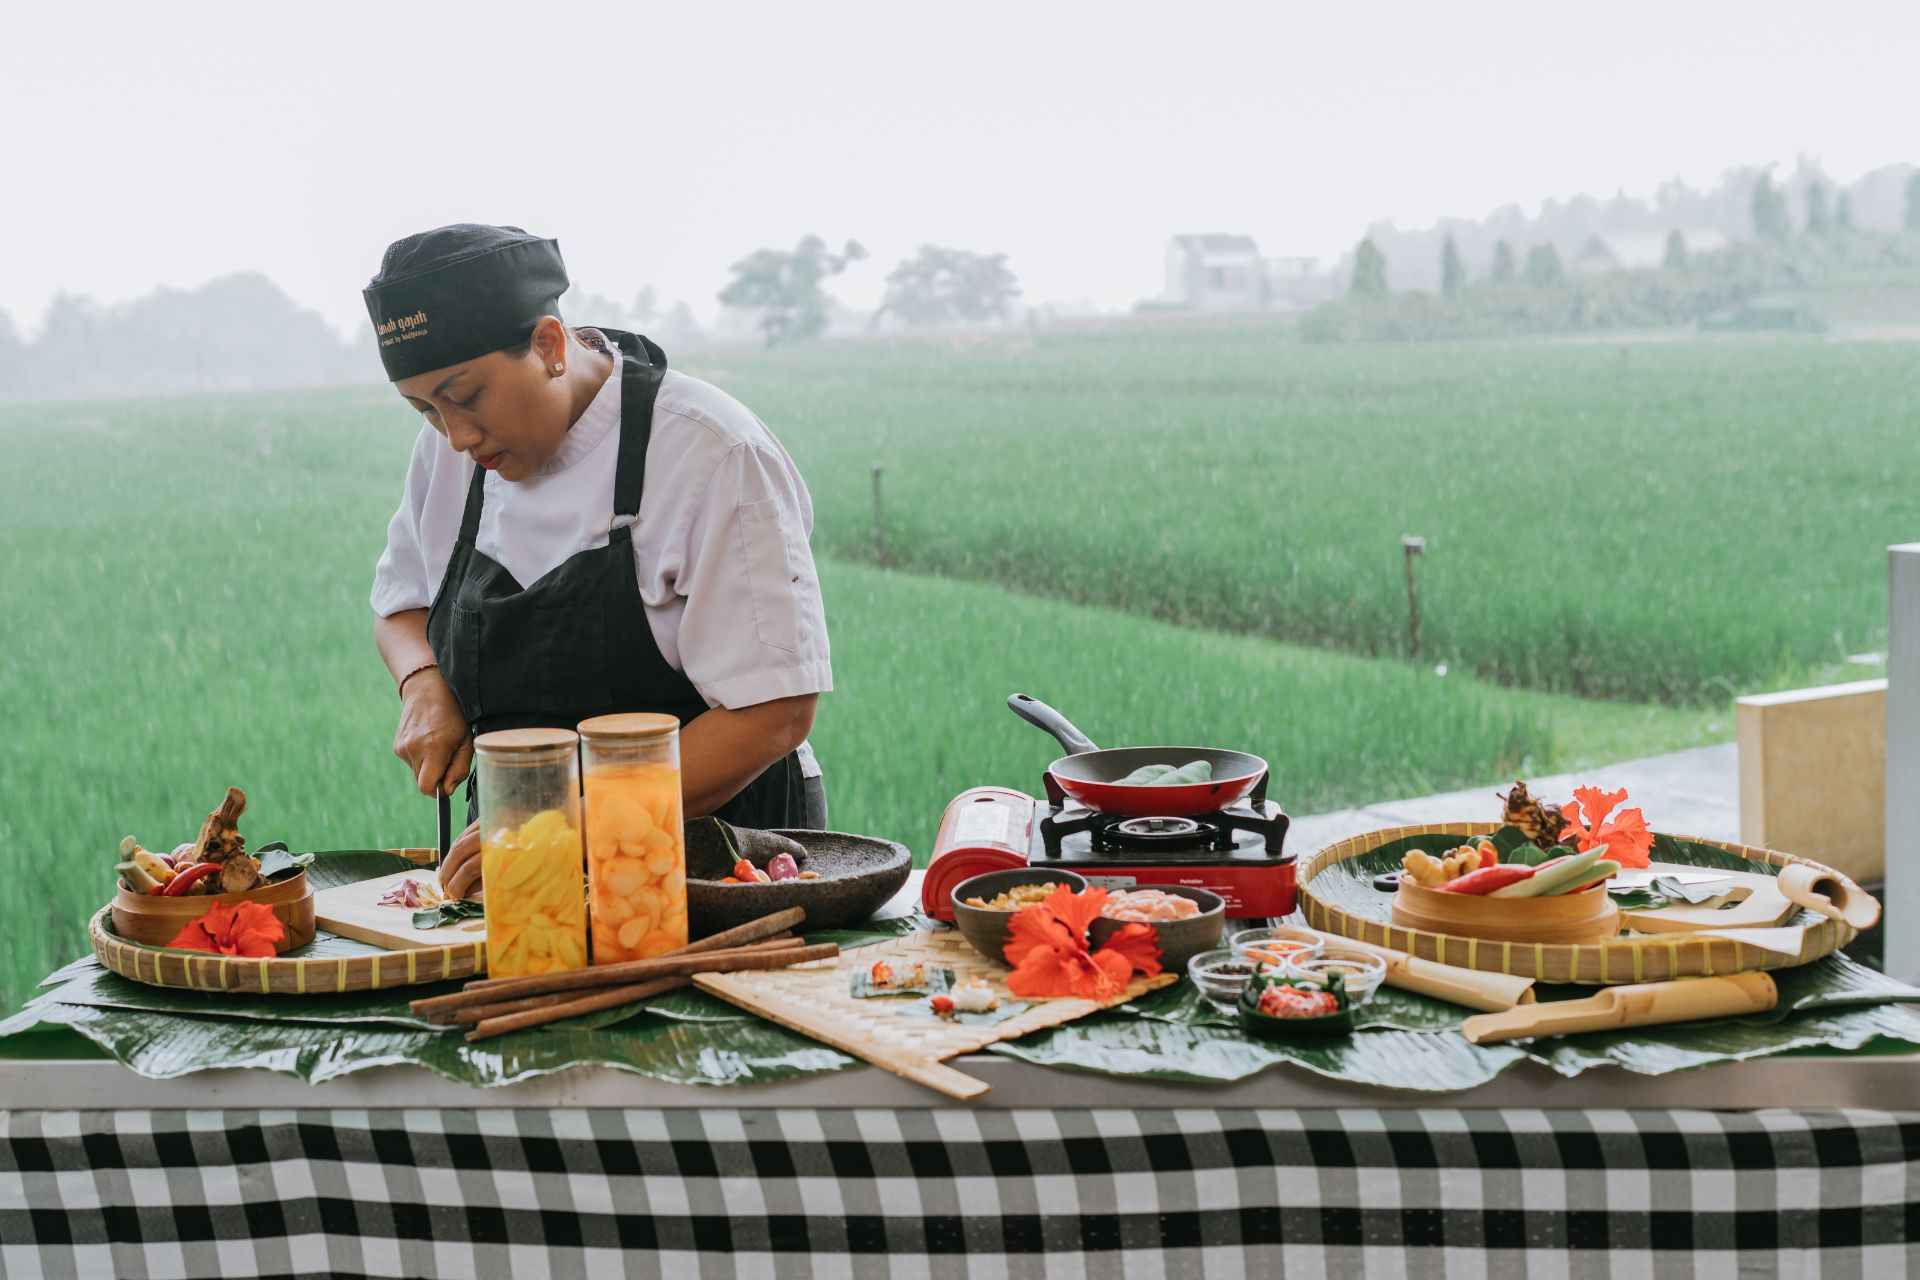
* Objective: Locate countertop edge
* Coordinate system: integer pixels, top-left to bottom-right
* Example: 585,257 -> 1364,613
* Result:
6,1053 -> 1920,1111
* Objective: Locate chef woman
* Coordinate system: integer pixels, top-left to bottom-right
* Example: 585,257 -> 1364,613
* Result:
364,224 -> 831,898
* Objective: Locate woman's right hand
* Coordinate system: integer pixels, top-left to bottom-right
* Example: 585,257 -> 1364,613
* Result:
393,667 -> 473,798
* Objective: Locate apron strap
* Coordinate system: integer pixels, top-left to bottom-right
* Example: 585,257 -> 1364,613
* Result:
606,330 -> 668,518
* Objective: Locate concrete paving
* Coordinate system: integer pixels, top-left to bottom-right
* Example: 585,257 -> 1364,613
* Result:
1286,743 -> 1739,857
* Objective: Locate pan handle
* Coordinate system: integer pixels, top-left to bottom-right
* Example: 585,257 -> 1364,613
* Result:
1007,693 -> 1100,755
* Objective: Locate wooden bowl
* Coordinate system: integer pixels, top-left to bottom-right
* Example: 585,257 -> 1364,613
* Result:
686,830 -> 912,939
1087,885 -> 1227,974
1390,875 -> 1619,945
110,870 -> 316,953
948,868 -> 1089,966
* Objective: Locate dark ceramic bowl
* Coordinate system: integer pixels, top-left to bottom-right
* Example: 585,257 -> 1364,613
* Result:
1087,885 -> 1226,974
948,868 -> 1089,966
686,829 -> 912,938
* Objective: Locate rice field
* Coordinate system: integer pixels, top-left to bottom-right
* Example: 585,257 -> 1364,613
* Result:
0,365 -> 1724,1013
695,324 -> 1919,704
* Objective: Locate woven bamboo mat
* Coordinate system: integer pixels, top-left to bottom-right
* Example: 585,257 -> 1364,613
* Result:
694,929 -> 1175,1099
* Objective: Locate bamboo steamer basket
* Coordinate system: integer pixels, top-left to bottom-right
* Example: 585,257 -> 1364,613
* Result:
1298,823 -> 1859,985
1390,874 -> 1620,944
111,870 -> 316,952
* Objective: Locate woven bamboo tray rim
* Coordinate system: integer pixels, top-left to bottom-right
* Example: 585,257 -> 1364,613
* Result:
1297,823 -> 1857,985
88,906 -> 486,995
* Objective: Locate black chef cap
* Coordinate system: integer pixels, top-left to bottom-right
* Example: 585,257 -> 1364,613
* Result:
362,224 -> 569,381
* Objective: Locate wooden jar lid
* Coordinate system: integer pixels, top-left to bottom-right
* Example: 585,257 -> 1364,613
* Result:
577,712 -> 679,741
474,727 -> 579,754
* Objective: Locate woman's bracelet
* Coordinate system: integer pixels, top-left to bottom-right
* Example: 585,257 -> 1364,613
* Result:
397,661 -> 439,698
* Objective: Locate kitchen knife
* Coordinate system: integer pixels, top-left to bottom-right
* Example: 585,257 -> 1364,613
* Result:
437,788 -> 451,864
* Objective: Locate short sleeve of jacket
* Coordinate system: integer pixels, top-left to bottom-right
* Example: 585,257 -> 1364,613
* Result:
369,427 -> 438,618
671,440 -> 833,709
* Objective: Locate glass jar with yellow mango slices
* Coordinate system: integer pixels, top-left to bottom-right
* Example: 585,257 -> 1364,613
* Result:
474,728 -> 588,979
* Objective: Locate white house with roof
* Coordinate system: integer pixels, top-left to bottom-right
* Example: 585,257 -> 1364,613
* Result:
1163,234 -> 1268,310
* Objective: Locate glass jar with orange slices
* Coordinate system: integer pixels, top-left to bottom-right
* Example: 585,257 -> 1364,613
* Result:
474,728 -> 588,979
578,713 -> 687,963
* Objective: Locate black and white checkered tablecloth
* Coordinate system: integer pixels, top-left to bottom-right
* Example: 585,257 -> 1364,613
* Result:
3,1106 -> 1915,1279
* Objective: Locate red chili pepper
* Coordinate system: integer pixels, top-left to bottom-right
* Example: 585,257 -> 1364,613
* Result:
1438,864 -> 1536,895
161,862 -> 220,897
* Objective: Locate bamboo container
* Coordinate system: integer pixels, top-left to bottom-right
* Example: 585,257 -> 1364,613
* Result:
1461,972 -> 1778,1044
110,869 -> 316,952
1391,875 -> 1619,945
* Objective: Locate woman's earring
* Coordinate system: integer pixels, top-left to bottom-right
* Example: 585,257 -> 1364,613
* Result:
550,363 -> 565,376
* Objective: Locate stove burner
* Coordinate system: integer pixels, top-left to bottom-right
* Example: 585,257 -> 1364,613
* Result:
1111,816 -> 1206,841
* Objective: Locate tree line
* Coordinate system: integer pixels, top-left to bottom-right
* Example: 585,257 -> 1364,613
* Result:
0,238 -> 1024,399
1310,171 -> 1920,341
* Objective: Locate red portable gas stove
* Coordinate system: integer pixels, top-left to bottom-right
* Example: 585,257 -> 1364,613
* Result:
923,770 -> 1295,922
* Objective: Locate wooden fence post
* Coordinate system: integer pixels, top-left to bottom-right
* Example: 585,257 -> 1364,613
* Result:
1886,543 -> 1920,980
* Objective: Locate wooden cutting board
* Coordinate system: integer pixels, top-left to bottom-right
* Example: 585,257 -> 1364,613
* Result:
1617,863 -> 1797,934
313,869 -> 487,952
695,929 -> 1176,1100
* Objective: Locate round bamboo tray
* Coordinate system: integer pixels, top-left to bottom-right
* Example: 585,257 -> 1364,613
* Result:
1298,823 -> 1857,985
110,870 -> 316,952
89,906 -> 487,996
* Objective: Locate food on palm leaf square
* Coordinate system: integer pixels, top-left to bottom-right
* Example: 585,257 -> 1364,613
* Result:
115,786 -> 262,897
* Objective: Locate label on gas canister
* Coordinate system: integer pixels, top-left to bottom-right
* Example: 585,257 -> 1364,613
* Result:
950,802 -> 1013,848
1080,875 -> 1139,891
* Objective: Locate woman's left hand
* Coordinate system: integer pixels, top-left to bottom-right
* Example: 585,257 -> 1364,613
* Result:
438,821 -> 483,900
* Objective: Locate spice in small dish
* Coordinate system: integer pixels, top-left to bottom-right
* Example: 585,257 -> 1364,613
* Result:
1187,948 -> 1258,1011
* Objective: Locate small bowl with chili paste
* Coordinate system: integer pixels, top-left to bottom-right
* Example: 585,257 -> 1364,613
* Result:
1237,970 -> 1354,1038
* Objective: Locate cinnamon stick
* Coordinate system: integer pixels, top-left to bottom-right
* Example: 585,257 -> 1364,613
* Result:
464,977 -> 694,1042
460,906 -> 806,992
411,942 -> 838,1017
443,978 -> 689,1026
420,938 -> 799,1025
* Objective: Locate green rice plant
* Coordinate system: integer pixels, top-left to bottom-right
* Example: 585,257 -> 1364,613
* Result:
693,327 -> 1918,704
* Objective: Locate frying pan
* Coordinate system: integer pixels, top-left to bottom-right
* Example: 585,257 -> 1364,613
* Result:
1008,693 -> 1268,817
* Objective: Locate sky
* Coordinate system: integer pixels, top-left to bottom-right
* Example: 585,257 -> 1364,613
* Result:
4,1 -> 1917,338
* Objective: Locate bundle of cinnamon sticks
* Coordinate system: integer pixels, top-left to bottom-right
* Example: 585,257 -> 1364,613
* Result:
409,906 -> 831,1043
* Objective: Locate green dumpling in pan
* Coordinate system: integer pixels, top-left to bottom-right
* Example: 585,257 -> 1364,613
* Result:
1117,760 -> 1214,786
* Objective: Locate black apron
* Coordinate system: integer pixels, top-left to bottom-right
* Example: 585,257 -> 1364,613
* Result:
426,329 -> 806,829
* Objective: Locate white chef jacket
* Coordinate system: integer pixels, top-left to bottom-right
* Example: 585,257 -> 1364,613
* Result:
369,357 -> 830,777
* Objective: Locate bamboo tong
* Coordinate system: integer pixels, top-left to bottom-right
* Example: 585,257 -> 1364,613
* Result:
410,906 -> 833,1042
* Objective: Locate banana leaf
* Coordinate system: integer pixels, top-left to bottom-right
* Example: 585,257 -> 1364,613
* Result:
4,997 -> 854,1088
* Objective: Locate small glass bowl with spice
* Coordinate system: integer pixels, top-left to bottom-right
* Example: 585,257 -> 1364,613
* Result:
1186,948 -> 1260,1011
1229,925 -> 1326,972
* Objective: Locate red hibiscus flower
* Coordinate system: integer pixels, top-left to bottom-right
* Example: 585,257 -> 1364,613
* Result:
1003,884 -> 1162,999
167,900 -> 286,957
1558,785 -> 1654,870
